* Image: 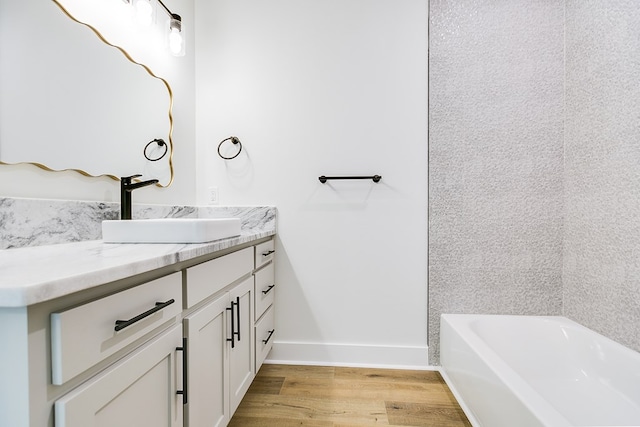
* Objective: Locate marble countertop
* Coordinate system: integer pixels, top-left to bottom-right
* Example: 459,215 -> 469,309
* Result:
0,228 -> 275,308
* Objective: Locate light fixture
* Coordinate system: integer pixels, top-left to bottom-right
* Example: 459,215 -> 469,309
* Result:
151,0 -> 185,56
126,0 -> 185,56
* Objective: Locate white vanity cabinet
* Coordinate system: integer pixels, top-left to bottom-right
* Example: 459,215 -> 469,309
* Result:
0,236 -> 275,427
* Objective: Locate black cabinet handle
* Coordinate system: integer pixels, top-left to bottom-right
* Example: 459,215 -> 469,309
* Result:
262,285 -> 275,295
226,302 -> 236,348
114,299 -> 175,332
176,338 -> 188,404
234,296 -> 241,341
262,329 -> 275,344
262,250 -> 275,257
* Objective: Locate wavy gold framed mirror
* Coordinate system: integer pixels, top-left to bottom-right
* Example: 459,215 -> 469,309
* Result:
0,0 -> 174,186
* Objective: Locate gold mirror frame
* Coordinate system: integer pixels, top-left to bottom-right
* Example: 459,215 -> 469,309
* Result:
0,0 -> 174,187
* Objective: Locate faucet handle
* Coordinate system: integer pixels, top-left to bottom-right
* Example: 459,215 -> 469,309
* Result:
121,174 -> 143,184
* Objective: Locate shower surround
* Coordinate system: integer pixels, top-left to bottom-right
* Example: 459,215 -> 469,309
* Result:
430,0 -> 640,364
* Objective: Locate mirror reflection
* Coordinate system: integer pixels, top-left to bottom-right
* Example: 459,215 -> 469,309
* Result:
0,0 -> 173,186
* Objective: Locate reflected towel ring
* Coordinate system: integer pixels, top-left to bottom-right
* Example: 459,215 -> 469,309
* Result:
217,136 -> 242,160
144,139 -> 168,162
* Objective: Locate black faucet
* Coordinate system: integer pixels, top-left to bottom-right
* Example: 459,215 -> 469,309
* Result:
120,174 -> 159,220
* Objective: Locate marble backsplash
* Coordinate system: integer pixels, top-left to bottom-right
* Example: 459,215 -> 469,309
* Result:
0,197 -> 276,249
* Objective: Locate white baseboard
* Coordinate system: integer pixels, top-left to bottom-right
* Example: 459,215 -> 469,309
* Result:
266,341 -> 432,370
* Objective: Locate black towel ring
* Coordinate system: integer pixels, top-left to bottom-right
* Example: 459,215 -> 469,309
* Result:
217,136 -> 242,160
144,139 -> 168,162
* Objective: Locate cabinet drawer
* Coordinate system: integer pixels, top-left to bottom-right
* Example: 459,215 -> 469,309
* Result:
185,247 -> 253,308
254,240 -> 275,269
254,263 -> 275,320
51,273 -> 182,385
255,305 -> 275,372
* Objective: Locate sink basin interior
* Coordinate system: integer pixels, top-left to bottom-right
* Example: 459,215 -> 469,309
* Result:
102,218 -> 241,243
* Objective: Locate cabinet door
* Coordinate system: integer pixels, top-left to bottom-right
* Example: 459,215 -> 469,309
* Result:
54,325 -> 183,427
183,293 -> 230,427
228,277 -> 255,415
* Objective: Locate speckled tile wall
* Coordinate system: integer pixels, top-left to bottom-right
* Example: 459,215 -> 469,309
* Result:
429,0 -> 565,363
563,0 -> 640,354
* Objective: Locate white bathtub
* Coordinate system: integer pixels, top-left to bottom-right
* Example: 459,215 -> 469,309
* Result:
440,314 -> 640,427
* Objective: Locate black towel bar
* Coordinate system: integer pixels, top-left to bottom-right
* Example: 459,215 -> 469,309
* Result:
318,175 -> 381,183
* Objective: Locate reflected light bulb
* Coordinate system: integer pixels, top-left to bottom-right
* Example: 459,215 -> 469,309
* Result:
168,14 -> 184,56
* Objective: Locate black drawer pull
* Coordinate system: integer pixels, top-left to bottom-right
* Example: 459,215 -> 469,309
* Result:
114,299 -> 175,332
262,250 -> 275,257
262,329 -> 275,344
262,285 -> 275,295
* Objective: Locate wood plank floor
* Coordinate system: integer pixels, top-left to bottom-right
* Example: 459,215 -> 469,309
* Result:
229,364 -> 472,427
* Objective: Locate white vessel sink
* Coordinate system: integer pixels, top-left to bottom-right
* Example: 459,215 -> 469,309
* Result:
102,218 -> 241,243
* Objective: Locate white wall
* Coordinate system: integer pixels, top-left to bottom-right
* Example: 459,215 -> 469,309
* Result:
196,0 -> 429,367
0,0 -> 196,205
